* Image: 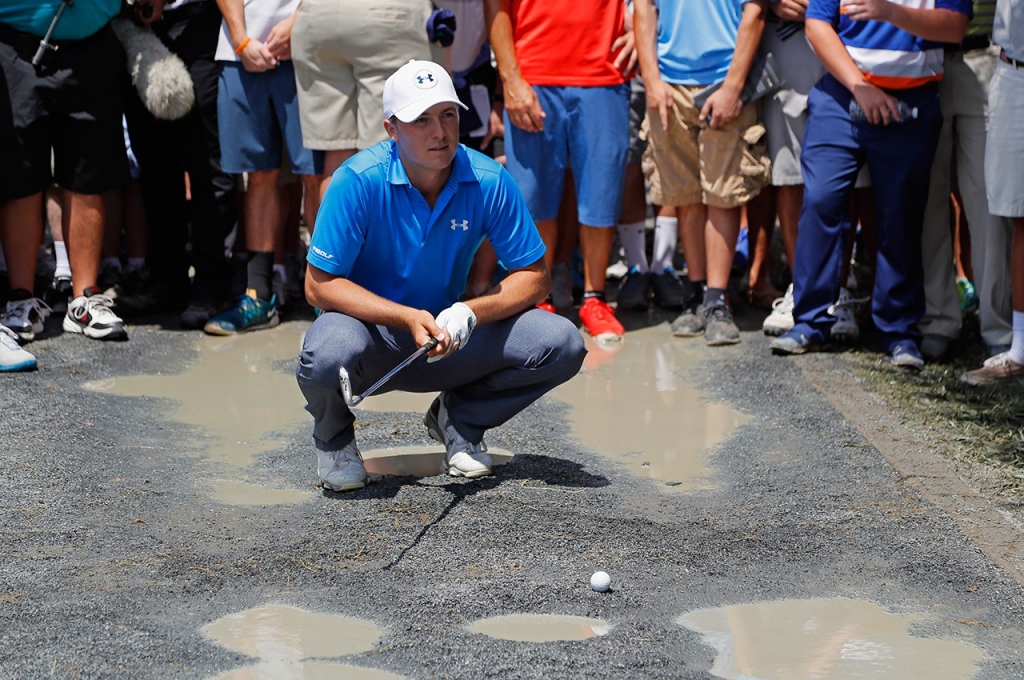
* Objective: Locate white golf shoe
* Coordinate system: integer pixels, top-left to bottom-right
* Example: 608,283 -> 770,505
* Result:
317,441 -> 367,491
424,394 -> 492,478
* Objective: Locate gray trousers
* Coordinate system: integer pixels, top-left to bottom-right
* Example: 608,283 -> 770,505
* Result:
920,46 -> 1013,347
296,308 -> 587,451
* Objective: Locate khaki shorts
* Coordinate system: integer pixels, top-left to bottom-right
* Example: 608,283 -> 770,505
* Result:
291,0 -> 434,151
642,84 -> 770,209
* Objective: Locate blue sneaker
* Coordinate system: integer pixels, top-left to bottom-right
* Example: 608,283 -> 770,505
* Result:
770,329 -> 820,355
887,339 -> 924,371
203,289 -> 279,336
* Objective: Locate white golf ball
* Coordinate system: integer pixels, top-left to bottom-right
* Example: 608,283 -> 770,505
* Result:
590,571 -> 611,592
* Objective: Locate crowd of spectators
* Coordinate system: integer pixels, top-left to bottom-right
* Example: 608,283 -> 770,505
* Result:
1,0 -> 1022,386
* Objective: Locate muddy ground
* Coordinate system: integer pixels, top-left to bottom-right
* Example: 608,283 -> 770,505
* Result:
2,304 -> 1023,679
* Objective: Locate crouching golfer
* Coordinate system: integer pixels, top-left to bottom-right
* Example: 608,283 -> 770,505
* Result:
296,60 -> 587,492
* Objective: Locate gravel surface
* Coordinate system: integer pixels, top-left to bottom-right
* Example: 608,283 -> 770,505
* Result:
2,314 -> 1023,679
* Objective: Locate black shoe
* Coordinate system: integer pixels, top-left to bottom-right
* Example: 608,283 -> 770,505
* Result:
616,268 -> 651,311
701,302 -> 741,346
651,268 -> 687,310
180,288 -> 224,330
43,275 -> 73,313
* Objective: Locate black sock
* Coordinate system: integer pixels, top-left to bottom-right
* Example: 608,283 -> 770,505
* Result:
9,288 -> 32,301
687,280 -> 706,306
705,287 -> 727,307
583,290 -> 606,302
247,251 -> 275,301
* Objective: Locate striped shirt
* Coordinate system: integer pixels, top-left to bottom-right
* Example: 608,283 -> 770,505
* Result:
807,0 -> 973,89
966,0 -> 996,37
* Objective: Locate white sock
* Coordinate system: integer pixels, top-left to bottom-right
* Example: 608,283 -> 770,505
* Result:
127,257 -> 145,272
652,216 -> 678,273
53,241 -> 72,278
616,221 -> 648,273
1009,311 -> 1024,365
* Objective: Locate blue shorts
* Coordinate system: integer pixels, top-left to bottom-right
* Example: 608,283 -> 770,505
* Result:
504,84 -> 629,227
217,61 -> 324,175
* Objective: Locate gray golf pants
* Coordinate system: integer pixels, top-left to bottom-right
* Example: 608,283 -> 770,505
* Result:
296,308 -> 587,451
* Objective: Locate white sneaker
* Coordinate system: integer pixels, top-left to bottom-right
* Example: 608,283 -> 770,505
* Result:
424,394 -> 492,478
0,325 -> 36,372
317,441 -> 367,491
2,297 -> 51,342
63,293 -> 128,340
761,284 -> 794,336
829,287 -> 865,343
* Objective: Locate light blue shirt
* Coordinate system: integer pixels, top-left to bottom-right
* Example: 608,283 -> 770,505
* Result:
993,0 -> 1024,62
0,0 -> 120,40
654,0 -> 757,86
309,141 -> 546,316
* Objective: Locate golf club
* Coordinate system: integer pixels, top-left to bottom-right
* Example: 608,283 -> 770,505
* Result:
339,336 -> 439,407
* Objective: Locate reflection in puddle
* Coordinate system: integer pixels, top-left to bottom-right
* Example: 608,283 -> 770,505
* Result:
553,325 -> 749,491
362,445 -> 512,477
211,481 -> 311,507
212,661 -> 405,680
202,605 -> 388,677
83,324 -> 310,505
466,614 -> 612,642
356,391 -> 436,414
677,598 -> 983,680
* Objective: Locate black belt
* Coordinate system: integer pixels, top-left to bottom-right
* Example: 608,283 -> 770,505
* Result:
944,33 -> 991,53
1000,48 -> 1024,68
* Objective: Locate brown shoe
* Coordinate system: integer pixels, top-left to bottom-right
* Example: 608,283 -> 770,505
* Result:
960,352 -> 1024,386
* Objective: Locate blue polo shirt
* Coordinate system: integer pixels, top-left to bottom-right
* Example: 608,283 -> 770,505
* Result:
0,0 -> 120,40
309,141 -> 546,316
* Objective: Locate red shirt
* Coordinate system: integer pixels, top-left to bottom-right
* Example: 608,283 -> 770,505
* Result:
510,0 -> 628,87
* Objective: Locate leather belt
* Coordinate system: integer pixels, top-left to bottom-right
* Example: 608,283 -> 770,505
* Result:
945,33 -> 990,53
1000,48 -> 1024,68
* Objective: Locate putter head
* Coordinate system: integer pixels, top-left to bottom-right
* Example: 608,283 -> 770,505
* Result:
338,367 -> 362,407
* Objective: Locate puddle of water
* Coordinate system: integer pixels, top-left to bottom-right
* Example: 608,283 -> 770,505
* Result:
84,324 -> 308,470
677,597 -> 984,680
466,614 -> 612,642
211,482 -> 312,507
356,391 -> 437,414
212,661 -> 405,680
552,324 -> 749,491
362,445 -> 512,477
83,325 -> 310,505
202,604 -> 385,662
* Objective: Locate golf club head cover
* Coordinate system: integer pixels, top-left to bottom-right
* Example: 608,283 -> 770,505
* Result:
427,9 -> 457,47
428,302 -> 476,362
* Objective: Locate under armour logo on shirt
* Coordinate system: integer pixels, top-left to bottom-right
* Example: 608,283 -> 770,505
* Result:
450,219 -> 469,231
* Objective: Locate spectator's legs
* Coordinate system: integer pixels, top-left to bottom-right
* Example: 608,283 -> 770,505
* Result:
776,185 -> 801,269
63,192 -> 105,297
579,225 -> 613,295
320,151 -> 356,201
677,204 -> 707,285
0,194 -> 44,294
705,206 -> 741,291
244,170 -> 282,301
745,186 -> 779,307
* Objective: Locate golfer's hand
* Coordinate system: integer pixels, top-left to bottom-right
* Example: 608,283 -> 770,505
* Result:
239,39 -> 277,72
771,0 -> 808,21
701,85 -> 743,129
408,310 -> 446,360
428,302 -> 477,362
851,82 -> 899,125
504,76 -> 545,133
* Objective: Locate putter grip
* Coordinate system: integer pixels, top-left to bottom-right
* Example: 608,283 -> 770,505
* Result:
424,337 -> 439,351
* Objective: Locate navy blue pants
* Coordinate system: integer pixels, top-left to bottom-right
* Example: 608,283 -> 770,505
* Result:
791,75 -> 941,353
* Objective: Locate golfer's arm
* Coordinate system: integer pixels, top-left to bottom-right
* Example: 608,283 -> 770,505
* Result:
215,0 -> 247,49
462,258 -> 549,325
306,265 -> 421,330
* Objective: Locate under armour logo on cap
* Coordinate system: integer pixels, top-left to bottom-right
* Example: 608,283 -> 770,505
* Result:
383,59 -> 468,123
414,70 -> 437,88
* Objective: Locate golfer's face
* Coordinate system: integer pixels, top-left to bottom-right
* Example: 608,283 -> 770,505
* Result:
391,103 -> 460,171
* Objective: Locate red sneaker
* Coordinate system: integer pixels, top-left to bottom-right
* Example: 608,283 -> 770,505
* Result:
579,297 -> 624,341
536,300 -> 556,313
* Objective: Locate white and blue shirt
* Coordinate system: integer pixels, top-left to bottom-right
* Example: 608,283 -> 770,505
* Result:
807,0 -> 973,88
309,141 -> 545,316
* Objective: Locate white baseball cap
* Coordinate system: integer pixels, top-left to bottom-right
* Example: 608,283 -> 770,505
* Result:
383,60 -> 468,123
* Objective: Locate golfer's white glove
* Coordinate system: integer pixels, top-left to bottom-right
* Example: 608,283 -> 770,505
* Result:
428,302 -> 476,362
